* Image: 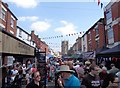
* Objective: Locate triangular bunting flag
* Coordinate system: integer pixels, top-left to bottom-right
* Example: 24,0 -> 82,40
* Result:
98,0 -> 100,6
101,3 -> 103,9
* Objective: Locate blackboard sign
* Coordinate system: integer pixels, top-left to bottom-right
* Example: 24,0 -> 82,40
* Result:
36,51 -> 47,86
36,52 -> 46,63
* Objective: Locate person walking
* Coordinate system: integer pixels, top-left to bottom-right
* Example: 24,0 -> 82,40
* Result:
26,71 -> 44,88
81,65 -> 101,88
22,64 -> 27,75
57,65 -> 81,88
67,61 -> 78,77
20,74 -> 27,88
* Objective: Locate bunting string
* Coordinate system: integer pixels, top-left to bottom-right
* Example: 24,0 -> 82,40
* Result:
47,42 -> 73,49
47,42 -> 73,45
41,31 -> 84,40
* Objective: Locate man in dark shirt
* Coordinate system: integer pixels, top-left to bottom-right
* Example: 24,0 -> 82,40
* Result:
26,71 -> 44,88
81,65 -> 101,88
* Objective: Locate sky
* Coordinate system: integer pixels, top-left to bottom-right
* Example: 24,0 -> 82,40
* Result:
3,0 -> 111,52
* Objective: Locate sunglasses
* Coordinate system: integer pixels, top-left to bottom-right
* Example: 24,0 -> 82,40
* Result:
35,75 -> 40,78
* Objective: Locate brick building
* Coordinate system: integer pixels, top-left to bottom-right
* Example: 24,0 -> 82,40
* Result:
0,1 -> 18,36
96,0 -> 120,69
86,18 -> 106,52
104,0 -> 120,48
31,30 -> 49,54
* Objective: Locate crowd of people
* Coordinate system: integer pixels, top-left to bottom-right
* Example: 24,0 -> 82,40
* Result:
47,57 -> 120,88
2,57 -> 120,88
2,59 -> 39,88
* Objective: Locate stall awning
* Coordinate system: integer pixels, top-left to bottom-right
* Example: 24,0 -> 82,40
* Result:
95,47 -> 109,54
99,44 -> 120,54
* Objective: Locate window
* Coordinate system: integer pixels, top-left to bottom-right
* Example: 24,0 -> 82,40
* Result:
1,8 -> 6,20
19,30 -> 22,37
83,37 -> 84,41
32,40 -> 34,45
107,28 -> 114,39
89,32 -> 91,40
10,18 -> 14,28
107,27 -> 114,44
96,40 -> 99,48
27,35 -> 29,41
95,26 -> 99,36
106,9 -> 112,20
89,41 -> 92,51
83,45 -> 86,51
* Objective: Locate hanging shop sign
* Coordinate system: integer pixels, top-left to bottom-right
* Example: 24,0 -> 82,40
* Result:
0,30 -> 34,56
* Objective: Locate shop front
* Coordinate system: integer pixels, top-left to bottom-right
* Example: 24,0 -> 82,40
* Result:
0,29 -> 35,65
0,29 -> 35,88
96,44 -> 120,69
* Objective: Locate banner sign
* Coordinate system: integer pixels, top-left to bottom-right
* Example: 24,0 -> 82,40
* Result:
82,51 -> 95,59
0,30 -> 34,56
